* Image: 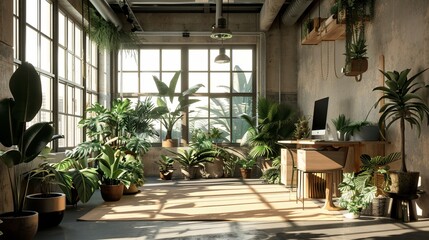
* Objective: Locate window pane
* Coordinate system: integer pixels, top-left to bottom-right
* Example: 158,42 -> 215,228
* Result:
162,49 -> 181,71
40,74 -> 51,110
210,98 -> 230,118
58,12 -> 66,46
58,114 -> 66,147
232,96 -> 252,117
13,17 -> 19,59
58,83 -> 65,113
75,57 -> 82,84
40,0 -> 51,37
26,0 -> 38,28
26,27 -> 38,66
40,36 -> 51,72
58,48 -> 66,78
74,117 -> 83,146
210,72 -> 230,93
120,72 -> 139,93
67,116 -> 75,146
189,96 -> 208,118
67,53 -> 73,80
75,26 -> 82,57
139,72 -> 158,93
67,86 -> 73,114
121,50 -> 138,71
140,49 -> 160,71
91,67 -> 98,91
75,89 -> 83,115
232,71 -> 252,93
232,49 -> 253,71
189,49 -> 208,71
67,20 -> 73,50
189,72 -> 208,93
232,118 -> 250,143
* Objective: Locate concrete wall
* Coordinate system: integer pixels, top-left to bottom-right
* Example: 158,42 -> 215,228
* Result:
295,0 -> 429,216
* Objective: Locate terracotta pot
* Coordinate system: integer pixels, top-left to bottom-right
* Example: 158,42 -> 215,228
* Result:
0,210 -> 38,240
25,192 -> 66,229
344,58 -> 368,76
100,184 -> 124,202
240,168 -> 252,179
162,139 -> 179,147
389,171 -> 420,195
123,184 -> 140,195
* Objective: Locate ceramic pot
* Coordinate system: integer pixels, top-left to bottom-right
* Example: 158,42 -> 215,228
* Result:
123,184 -> 140,195
100,184 -> 124,202
26,192 -> 66,229
0,210 -> 38,240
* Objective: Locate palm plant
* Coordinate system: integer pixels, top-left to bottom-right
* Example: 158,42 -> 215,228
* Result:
373,68 -> 429,173
240,97 -> 296,160
153,71 -> 204,141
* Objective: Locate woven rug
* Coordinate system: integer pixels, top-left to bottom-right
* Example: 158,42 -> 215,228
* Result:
78,179 -> 342,222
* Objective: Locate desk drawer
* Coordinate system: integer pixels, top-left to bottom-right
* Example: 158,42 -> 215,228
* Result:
297,149 -> 347,172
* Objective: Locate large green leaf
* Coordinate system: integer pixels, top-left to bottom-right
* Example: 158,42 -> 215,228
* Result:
0,98 -> 17,147
21,122 -> 54,163
9,62 -> 42,122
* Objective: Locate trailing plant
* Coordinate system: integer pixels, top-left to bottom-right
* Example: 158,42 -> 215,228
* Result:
373,68 -> 429,172
86,7 -> 137,51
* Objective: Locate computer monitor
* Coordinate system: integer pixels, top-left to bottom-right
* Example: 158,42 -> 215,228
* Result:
311,97 -> 329,139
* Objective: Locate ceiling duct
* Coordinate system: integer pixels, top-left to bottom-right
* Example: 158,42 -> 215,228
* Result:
89,0 -> 123,30
281,0 -> 313,26
210,0 -> 232,40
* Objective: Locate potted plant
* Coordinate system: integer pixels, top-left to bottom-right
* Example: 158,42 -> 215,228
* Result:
25,160 -> 67,229
53,156 -> 100,205
95,144 -> 130,201
293,116 -> 311,140
0,62 -> 55,239
240,97 -> 296,174
373,68 -> 429,195
359,152 -> 401,216
157,155 -> 175,180
225,147 -> 257,179
338,172 -> 377,218
332,114 -> 351,141
169,148 -> 216,180
153,71 -> 204,147
120,154 -> 145,194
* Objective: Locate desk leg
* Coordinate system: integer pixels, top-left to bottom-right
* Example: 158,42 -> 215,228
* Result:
322,172 -> 341,211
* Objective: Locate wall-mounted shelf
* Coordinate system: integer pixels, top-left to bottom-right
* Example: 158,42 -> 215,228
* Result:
302,29 -> 322,45
319,15 -> 345,41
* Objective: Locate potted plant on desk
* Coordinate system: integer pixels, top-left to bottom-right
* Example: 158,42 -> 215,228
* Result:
373,68 -> 429,195
332,114 -> 351,141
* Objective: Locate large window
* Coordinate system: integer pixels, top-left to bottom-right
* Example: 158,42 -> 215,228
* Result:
117,46 -> 255,144
13,0 -> 100,151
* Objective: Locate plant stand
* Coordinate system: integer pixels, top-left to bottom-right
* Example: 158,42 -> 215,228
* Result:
387,192 -> 420,222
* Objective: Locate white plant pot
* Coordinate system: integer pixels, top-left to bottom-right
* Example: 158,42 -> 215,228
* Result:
343,212 -> 360,219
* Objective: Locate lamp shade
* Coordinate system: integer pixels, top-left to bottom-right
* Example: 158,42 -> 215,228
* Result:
215,48 -> 230,64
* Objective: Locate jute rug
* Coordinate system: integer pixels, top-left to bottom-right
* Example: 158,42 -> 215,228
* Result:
78,179 -> 342,222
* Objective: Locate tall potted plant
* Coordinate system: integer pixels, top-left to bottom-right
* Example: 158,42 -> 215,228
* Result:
153,71 -> 204,147
373,68 -> 429,195
0,62 -> 55,239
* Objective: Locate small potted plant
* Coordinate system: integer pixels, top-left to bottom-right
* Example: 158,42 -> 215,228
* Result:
95,144 -> 130,201
157,155 -> 175,180
169,148 -> 216,180
120,154 -> 145,194
332,114 -> 351,141
373,68 -> 429,195
338,172 -> 377,218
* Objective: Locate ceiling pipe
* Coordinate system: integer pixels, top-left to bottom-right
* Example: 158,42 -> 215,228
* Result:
281,0 -> 313,26
259,0 -> 285,31
89,0 -> 123,30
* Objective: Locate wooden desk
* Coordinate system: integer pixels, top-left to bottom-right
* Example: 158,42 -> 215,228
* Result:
278,140 -> 385,211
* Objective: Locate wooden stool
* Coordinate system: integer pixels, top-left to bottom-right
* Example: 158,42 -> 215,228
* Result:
387,192 -> 419,222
